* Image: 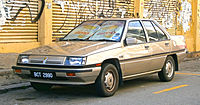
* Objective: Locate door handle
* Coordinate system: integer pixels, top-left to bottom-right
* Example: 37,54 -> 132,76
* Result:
165,43 -> 169,46
144,46 -> 149,49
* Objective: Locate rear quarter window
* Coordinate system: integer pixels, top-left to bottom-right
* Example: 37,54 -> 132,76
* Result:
151,22 -> 168,41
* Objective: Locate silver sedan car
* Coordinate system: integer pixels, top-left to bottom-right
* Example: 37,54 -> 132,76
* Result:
12,18 -> 187,97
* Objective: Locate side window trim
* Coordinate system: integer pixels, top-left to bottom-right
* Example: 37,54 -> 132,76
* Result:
151,21 -> 169,41
130,20 -> 148,43
141,20 -> 160,42
139,20 -> 149,42
151,21 -> 170,40
150,21 -> 160,41
125,20 -> 147,45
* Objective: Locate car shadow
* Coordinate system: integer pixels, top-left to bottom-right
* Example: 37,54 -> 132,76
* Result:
119,74 -> 161,91
33,74 -> 161,97
14,73 -> 184,103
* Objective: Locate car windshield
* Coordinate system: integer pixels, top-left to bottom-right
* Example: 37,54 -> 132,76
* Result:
63,20 -> 126,42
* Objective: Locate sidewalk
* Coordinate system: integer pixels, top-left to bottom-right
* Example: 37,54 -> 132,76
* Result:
0,68 -> 30,94
0,53 -> 30,93
0,53 -> 22,85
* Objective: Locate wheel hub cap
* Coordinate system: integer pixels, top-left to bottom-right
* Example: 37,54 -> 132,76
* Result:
166,61 -> 174,77
104,71 -> 114,90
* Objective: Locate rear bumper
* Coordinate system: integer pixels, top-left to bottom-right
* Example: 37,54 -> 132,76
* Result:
177,49 -> 187,63
12,65 -> 101,85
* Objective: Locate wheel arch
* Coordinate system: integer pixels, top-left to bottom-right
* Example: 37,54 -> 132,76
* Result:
168,54 -> 178,71
102,58 -> 123,86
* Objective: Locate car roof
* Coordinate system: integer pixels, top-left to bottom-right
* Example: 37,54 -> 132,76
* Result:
90,18 -> 154,21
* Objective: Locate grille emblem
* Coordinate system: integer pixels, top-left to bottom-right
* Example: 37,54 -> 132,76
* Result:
43,57 -> 48,64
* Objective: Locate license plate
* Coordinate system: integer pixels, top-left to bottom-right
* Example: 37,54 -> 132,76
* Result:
32,71 -> 54,79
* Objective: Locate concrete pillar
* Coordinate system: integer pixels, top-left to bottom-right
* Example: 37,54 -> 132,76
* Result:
194,0 -> 200,52
38,0 -> 52,45
134,0 -> 144,18
176,0 -> 196,54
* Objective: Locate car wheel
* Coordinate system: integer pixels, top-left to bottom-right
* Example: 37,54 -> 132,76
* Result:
31,82 -> 52,91
158,56 -> 175,82
95,63 -> 119,97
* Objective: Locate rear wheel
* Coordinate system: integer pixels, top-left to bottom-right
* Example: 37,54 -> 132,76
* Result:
31,82 -> 52,91
95,64 -> 119,97
158,56 -> 175,82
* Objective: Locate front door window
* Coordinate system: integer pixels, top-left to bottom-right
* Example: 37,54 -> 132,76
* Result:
126,21 -> 146,44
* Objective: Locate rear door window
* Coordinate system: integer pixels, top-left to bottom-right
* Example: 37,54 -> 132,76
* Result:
151,22 -> 168,41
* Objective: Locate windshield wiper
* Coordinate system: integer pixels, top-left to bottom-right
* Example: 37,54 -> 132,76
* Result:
91,39 -> 118,42
63,38 -> 87,41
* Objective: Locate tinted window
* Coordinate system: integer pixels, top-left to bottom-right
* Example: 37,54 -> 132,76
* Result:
151,22 -> 168,41
142,21 -> 159,42
126,21 -> 146,44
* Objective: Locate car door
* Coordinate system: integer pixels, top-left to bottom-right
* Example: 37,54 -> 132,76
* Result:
122,20 -> 152,76
142,20 -> 170,70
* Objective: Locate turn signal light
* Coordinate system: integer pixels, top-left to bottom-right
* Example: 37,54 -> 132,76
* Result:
96,63 -> 102,67
66,73 -> 76,77
15,69 -> 22,73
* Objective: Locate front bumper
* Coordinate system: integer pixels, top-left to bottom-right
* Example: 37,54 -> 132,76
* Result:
12,65 -> 101,85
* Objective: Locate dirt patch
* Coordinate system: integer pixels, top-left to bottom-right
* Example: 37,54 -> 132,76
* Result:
180,58 -> 200,72
0,53 -> 18,69
0,70 -> 25,86
0,53 -> 23,86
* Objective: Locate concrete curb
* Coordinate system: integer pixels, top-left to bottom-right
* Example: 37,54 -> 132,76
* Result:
0,69 -> 31,94
0,69 -> 12,76
0,82 -> 31,94
183,57 -> 200,62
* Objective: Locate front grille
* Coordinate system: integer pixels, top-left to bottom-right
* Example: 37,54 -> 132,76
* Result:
28,55 -> 66,65
30,59 -> 43,63
45,60 -> 63,64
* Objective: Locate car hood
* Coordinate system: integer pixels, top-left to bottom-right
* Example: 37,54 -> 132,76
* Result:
23,41 -> 122,56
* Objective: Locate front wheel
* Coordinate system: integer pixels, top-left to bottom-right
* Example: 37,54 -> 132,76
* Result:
158,56 -> 175,82
95,64 -> 119,97
31,82 -> 52,91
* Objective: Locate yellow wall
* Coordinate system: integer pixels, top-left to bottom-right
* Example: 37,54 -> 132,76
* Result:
0,0 -> 39,43
177,0 -> 200,56
195,0 -> 200,52
0,0 -> 51,53
0,42 -> 40,53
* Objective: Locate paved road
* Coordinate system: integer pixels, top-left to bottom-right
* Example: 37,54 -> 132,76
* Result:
0,59 -> 200,105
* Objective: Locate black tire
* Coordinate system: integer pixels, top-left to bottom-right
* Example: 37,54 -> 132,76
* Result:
158,56 -> 175,82
95,64 -> 119,97
31,82 -> 52,91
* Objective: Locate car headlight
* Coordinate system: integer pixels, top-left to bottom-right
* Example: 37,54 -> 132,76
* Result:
65,57 -> 86,66
18,55 -> 29,64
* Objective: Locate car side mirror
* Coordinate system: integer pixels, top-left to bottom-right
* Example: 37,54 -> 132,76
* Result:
125,37 -> 137,45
